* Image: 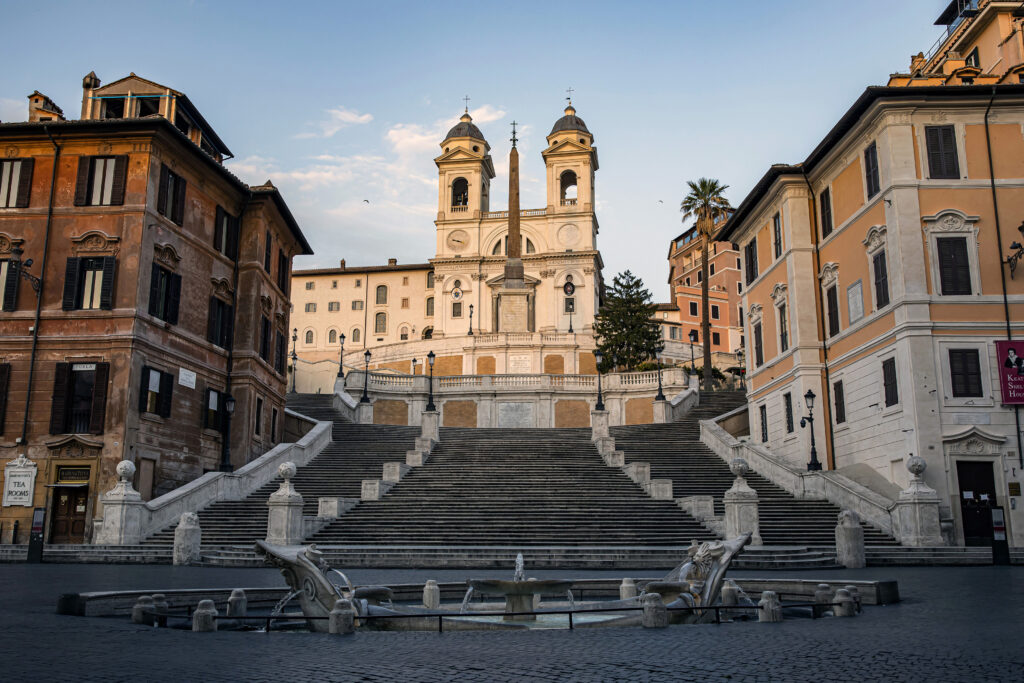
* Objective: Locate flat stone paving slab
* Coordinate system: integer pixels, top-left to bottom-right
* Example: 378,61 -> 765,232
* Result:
0,563 -> 1021,681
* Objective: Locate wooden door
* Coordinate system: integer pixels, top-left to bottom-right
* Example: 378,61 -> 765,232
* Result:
956,461 -> 996,546
137,459 -> 155,501
50,487 -> 88,544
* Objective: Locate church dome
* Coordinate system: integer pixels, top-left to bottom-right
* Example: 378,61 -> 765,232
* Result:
444,112 -> 486,141
549,103 -> 590,135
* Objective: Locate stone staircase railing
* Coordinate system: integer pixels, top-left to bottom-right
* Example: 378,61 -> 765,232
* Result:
94,410 -> 332,546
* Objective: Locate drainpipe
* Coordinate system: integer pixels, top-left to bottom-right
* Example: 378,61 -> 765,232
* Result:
802,172 -> 837,470
984,87 -> 1024,469
19,126 -> 60,445
219,190 -> 251,472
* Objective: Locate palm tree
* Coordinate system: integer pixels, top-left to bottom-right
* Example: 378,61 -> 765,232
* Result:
680,178 -> 732,392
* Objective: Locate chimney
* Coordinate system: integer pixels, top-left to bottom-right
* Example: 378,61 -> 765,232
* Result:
909,52 -> 925,73
27,91 -> 66,123
81,71 -> 100,119
388,258 -> 398,266
339,259 -> 346,269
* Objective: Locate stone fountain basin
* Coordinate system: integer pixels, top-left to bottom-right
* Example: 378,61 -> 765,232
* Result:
467,579 -> 575,596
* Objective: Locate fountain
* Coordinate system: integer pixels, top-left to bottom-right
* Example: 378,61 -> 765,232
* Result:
466,553 -> 575,621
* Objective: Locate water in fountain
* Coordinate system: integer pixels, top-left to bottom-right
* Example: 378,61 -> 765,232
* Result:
566,590 -> 575,612
460,586 -> 475,614
513,553 -> 525,582
726,579 -> 756,606
271,589 -> 301,617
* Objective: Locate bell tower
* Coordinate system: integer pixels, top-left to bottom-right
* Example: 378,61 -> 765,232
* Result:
542,102 -> 598,215
434,110 -> 496,222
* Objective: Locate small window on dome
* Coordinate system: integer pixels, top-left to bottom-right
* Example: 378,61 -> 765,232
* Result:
472,146 -> 479,152
580,138 -> 585,144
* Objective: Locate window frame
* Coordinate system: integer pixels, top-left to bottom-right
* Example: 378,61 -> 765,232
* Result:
924,124 -> 960,180
783,392 -> 794,433
138,365 -> 173,418
939,341 -> 993,407
833,380 -> 846,425
819,187 -> 833,238
772,212 -> 783,259
374,312 -> 387,334
881,356 -> 899,409
0,158 -> 33,209
864,141 -> 880,199
148,263 -> 181,324
759,404 -> 768,442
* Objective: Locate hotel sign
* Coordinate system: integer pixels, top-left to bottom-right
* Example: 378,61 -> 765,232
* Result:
3,455 -> 37,507
995,340 -> 1024,404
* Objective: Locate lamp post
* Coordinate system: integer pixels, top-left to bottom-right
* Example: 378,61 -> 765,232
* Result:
337,332 -> 346,378
468,304 -> 474,336
290,328 -> 298,393
219,394 -> 236,472
9,246 -> 41,293
800,389 -> 822,471
360,350 -> 371,403
594,348 -> 605,411
426,350 -> 436,411
688,329 -> 698,372
655,349 -> 666,401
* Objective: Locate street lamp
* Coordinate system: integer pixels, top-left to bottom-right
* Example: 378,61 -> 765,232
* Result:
655,348 -> 666,401
290,328 -> 298,393
800,389 -> 822,471
9,246 -> 41,293
688,329 -> 698,372
337,332 -> 346,378
468,303 -> 474,336
594,348 -> 605,411
219,394 -> 236,472
426,350 -> 436,411
361,349 -> 372,403
411,357 -> 418,377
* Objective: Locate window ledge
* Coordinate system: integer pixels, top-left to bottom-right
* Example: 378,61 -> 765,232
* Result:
138,412 -> 165,425
944,397 -> 994,408
881,404 -> 902,418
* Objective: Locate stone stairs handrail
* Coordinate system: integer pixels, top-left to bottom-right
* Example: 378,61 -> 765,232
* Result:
332,387 -> 359,422
97,414 -> 332,544
699,410 -> 897,539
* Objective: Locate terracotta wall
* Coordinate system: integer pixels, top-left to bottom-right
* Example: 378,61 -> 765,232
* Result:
554,399 -> 590,427
624,397 -> 653,425
442,400 -> 477,427
373,399 -> 408,425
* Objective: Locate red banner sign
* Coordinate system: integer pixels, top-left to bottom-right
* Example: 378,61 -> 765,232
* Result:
996,340 -> 1024,404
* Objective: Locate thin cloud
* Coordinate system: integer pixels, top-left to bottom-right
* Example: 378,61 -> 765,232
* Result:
294,105 -> 373,139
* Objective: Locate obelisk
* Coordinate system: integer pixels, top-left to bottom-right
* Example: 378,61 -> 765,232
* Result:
498,121 -> 531,333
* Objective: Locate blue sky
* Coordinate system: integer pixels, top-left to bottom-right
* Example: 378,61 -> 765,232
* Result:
2,0 -> 943,299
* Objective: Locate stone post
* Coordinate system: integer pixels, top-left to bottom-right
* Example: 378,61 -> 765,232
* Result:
619,578 -> 637,600
131,595 -> 155,626
266,462 -> 304,545
227,589 -> 247,618
757,591 -> 782,623
723,458 -> 763,545
192,599 -> 218,632
833,588 -> 856,617
652,399 -> 670,424
591,409 -> 609,440
329,599 -> 356,635
355,401 -> 373,424
720,583 -> 738,607
835,510 -> 866,568
844,585 -> 862,614
421,410 -> 440,443
641,593 -> 668,628
423,580 -> 440,609
94,461 -> 145,545
892,456 -> 944,547
813,584 -> 833,618
173,512 -> 202,565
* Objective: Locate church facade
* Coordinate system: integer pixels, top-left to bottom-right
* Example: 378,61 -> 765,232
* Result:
291,104 -> 605,386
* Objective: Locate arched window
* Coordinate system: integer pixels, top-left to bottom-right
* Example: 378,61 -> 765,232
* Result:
351,328 -> 361,343
304,330 -> 314,344
374,312 -> 387,334
560,170 -> 578,204
426,296 -> 434,316
451,177 -> 469,207
400,326 -> 409,340
376,285 -> 388,305
422,327 -> 433,340
491,236 -> 536,255
427,271 -> 435,289
329,329 -> 337,344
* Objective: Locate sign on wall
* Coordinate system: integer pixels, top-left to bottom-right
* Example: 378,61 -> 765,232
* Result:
3,455 -> 37,507
995,340 -> 1024,404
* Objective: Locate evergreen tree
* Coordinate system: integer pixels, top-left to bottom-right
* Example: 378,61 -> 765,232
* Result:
593,270 -> 663,372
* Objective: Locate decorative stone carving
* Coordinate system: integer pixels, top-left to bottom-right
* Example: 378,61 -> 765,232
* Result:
98,142 -> 112,155
922,209 -> 979,234
769,283 -> 787,302
538,269 -> 556,278
0,233 -> 24,255
747,303 -> 763,324
173,512 -> 202,565
153,243 -> 181,270
893,455 -> 944,547
71,231 -> 120,256
260,295 -> 273,314
819,262 -> 839,288
862,225 -> 887,252
835,509 -> 866,569
95,460 -> 145,545
266,462 -> 304,545
943,427 -> 1005,455
210,277 -> 233,299
724,458 -> 763,545
470,272 -> 486,281
5,145 -> 19,158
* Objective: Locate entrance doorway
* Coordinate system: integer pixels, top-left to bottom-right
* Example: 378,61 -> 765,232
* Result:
956,460 -> 996,546
50,487 -> 88,544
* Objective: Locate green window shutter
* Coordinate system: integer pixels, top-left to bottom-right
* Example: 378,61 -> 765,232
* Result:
14,158 -> 34,207
49,362 -> 71,434
89,362 -> 110,434
61,258 -> 81,310
99,256 -> 117,310
73,157 -> 91,206
110,155 -> 128,205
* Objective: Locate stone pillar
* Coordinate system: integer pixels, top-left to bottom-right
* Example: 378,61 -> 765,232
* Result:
329,599 -> 356,635
355,401 -> 373,424
641,593 -> 668,628
844,585 -> 862,613
383,462 -> 411,483
813,584 -> 833,618
591,409 -> 609,440
94,461 -> 145,545
421,410 -> 440,443
723,458 -> 762,545
647,479 -> 674,500
757,591 -> 782,623
892,456 -> 944,547
151,594 -> 169,627
192,599 -> 218,632
266,462 -> 304,545
835,510 -> 866,568
833,588 -> 856,617
131,595 -> 155,626
720,583 -> 738,607
652,399 -> 670,424
227,589 -> 247,618
317,497 -> 358,518
423,580 -> 440,609
619,578 -> 637,600
173,512 -> 202,566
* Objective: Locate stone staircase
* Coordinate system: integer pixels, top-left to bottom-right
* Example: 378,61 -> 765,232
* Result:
611,391 -> 900,547
141,394 -> 418,549
308,427 -> 719,547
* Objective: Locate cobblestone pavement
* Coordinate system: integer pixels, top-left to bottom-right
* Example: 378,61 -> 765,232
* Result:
0,563 -> 1021,682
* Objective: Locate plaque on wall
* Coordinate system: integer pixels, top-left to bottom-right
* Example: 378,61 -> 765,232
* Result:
179,368 -> 197,389
508,354 -> 532,374
3,455 -> 37,507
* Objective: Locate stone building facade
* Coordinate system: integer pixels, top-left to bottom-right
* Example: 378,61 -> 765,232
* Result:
0,73 -> 311,543
720,1 -> 1024,547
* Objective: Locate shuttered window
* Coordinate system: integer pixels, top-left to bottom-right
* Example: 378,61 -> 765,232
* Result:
753,322 -> 764,367
1,259 -> 20,311
49,361 -> 109,434
138,366 -> 173,417
203,387 -> 224,430
826,285 -> 840,337
263,231 -> 272,272
949,349 -> 983,398
207,297 -> 233,349
864,142 -> 880,198
0,159 -> 33,208
936,237 -> 972,295
772,213 -> 782,258
0,363 -> 10,435
156,164 -> 187,225
784,393 -> 794,433
148,264 -> 181,324
74,156 -> 127,206
62,256 -> 116,310
259,317 -> 272,362
833,380 -> 846,424
872,250 -> 890,309
744,239 -> 758,285
819,188 -> 833,238
778,303 -> 789,352
277,249 -> 288,292
274,331 -> 287,374
759,404 -> 768,442
925,125 -> 959,179
882,357 -> 899,407
213,205 -> 239,259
